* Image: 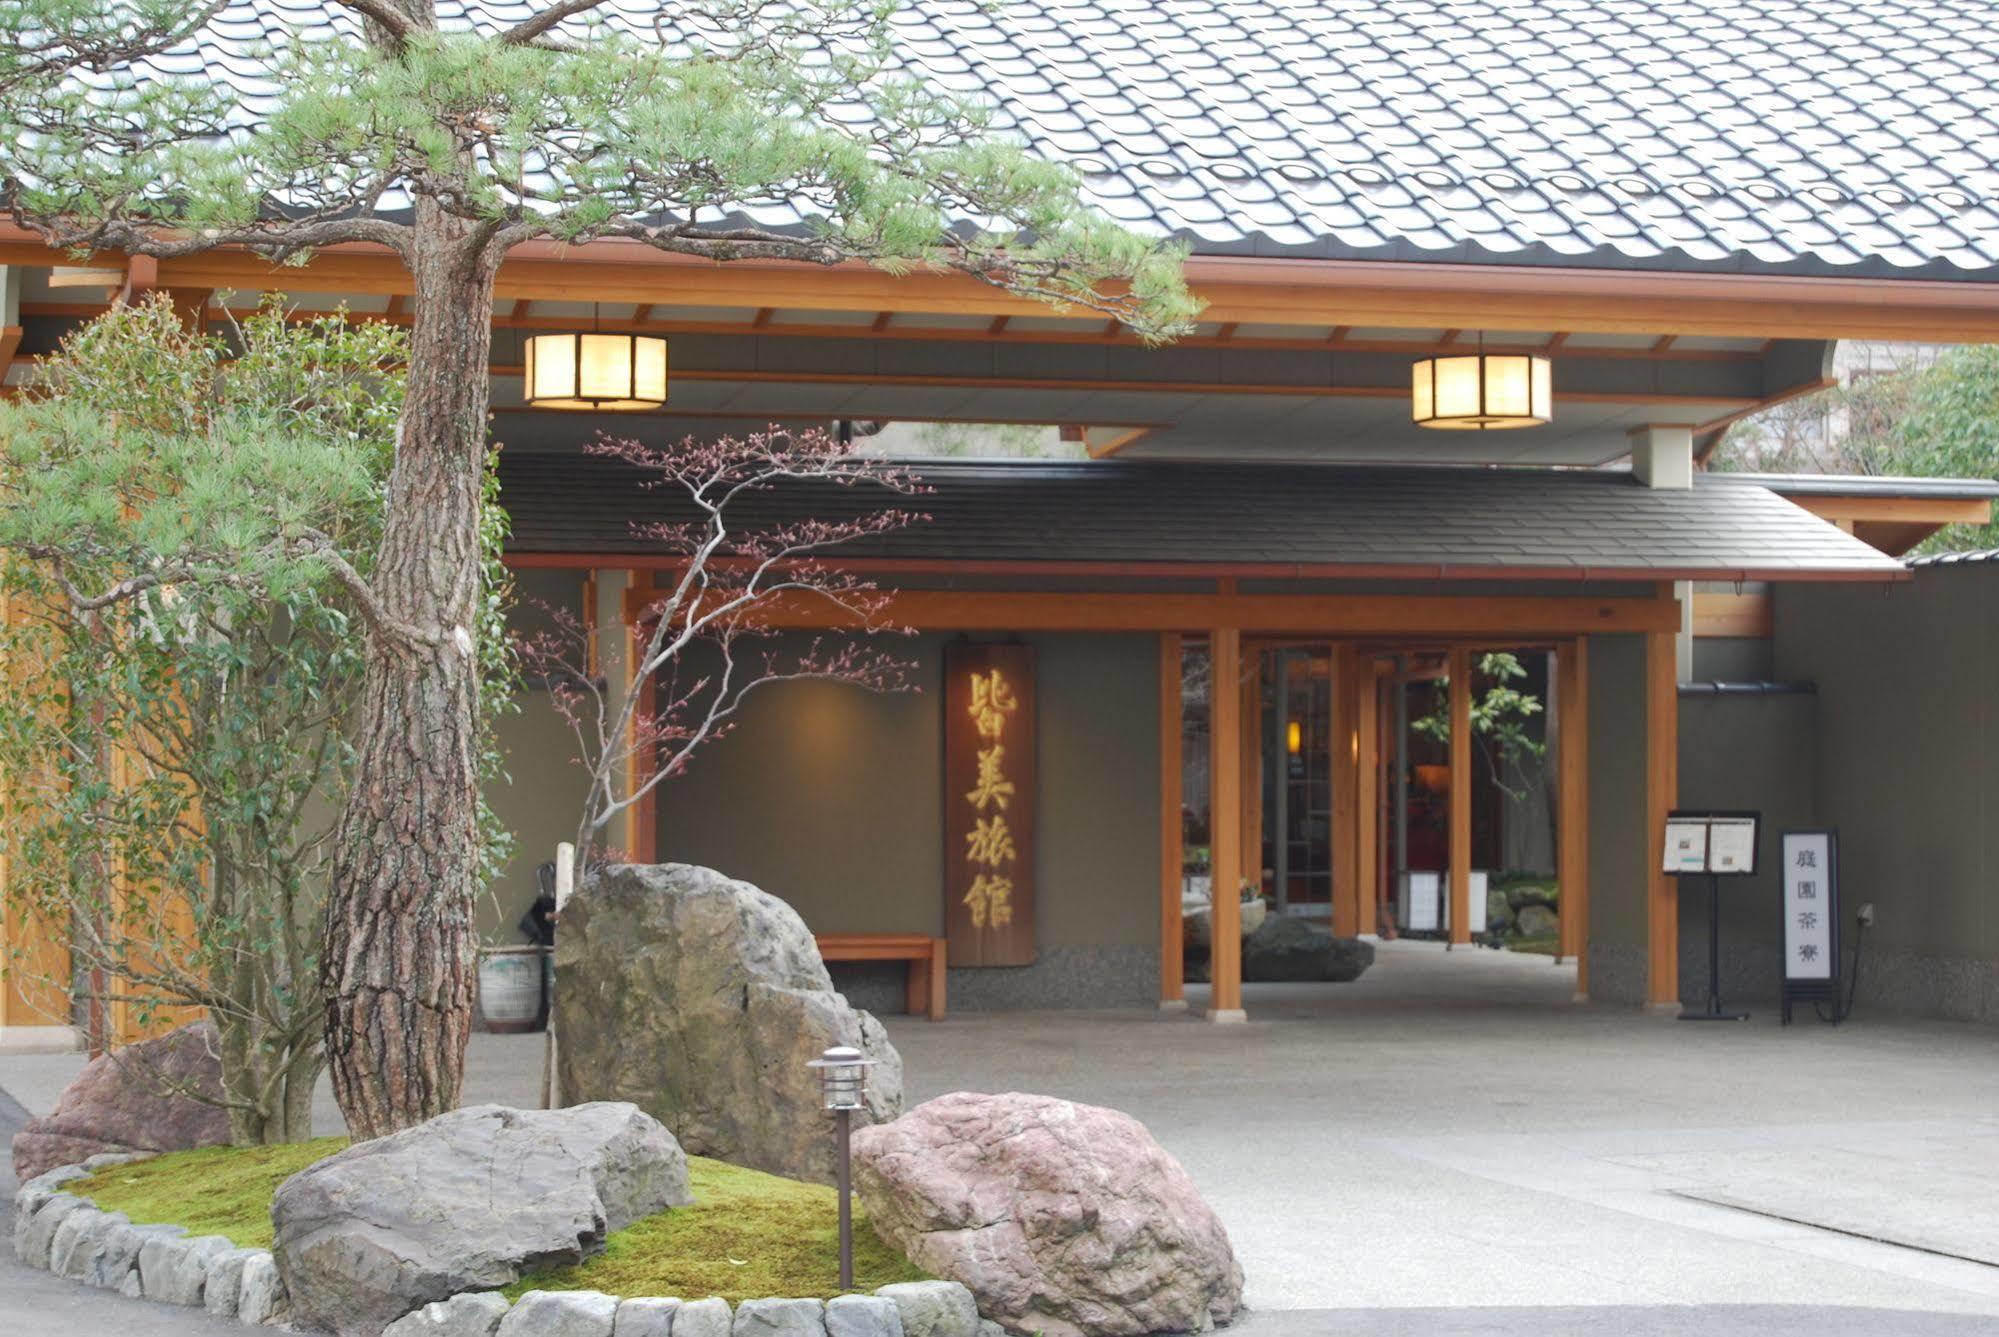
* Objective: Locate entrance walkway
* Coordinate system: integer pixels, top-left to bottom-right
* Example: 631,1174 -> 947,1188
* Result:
892,940 -> 1999,1318
6,940 -> 1998,1329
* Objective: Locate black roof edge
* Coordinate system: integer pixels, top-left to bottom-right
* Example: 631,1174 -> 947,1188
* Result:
1678,681 -> 1819,696
1723,473 -> 1999,500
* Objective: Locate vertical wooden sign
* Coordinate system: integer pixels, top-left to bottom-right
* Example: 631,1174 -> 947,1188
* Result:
943,642 -> 1037,967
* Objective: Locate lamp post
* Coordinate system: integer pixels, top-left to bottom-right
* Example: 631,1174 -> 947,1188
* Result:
807,1044 -> 875,1290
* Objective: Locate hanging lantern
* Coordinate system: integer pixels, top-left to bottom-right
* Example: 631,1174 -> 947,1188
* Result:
1410,351 -> 1551,430
523,332 -> 668,410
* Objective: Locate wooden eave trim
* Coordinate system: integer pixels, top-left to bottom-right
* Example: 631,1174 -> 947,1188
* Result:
8,230 -> 1999,341
518,551 -> 1908,586
1785,494 -> 1993,525
1691,591 -> 1773,638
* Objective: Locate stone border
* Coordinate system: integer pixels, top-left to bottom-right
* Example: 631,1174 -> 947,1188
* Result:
14,1157 -> 1002,1337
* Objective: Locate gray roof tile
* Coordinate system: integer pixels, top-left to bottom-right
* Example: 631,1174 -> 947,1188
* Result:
498,454 -> 1908,579
84,1 -> 1999,281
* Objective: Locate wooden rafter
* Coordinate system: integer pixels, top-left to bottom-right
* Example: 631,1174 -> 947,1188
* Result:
751,306 -> 775,328
870,310 -> 894,332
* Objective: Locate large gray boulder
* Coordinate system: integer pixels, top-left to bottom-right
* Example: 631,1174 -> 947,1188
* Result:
10,1022 -> 229,1182
556,863 -> 902,1183
856,1094 -> 1243,1337
271,1102 -> 690,1337
1240,916 -> 1374,984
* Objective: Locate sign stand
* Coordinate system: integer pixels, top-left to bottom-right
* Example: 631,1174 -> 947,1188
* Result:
1663,810 -> 1759,1023
1780,830 -> 1842,1026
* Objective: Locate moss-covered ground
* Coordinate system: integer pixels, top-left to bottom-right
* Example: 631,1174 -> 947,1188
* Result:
71,1137 -> 926,1303
71,1136 -> 349,1250
507,1156 -> 926,1304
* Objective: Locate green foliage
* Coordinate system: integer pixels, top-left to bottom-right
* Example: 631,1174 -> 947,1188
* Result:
0,2 -> 1198,338
0,296 -> 402,1142
1717,346 -> 1999,553
1413,652 -> 1548,802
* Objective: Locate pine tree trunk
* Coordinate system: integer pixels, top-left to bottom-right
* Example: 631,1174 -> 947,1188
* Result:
323,203 -> 499,1139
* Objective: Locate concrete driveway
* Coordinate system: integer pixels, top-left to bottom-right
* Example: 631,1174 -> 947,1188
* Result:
6,939 -> 1999,1334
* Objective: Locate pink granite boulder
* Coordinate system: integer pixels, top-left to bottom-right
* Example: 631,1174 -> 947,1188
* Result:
853,1092 -> 1244,1337
10,1021 -> 229,1182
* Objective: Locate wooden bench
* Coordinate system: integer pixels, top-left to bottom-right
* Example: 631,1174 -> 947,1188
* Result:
814,934 -> 947,1021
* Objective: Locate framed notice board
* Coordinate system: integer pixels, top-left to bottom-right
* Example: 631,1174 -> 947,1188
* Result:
1779,829 -> 1841,1024
943,641 -> 1037,967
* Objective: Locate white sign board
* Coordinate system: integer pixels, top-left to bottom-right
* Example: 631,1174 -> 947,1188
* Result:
1707,817 -> 1759,875
1663,817 -> 1710,875
1781,831 -> 1834,980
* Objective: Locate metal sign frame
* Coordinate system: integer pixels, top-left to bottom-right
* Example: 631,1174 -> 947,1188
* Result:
1665,810 -> 1761,1022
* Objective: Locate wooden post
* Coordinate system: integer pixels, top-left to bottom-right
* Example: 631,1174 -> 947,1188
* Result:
1447,644 -> 1473,947
1240,649 -> 1263,896
622,570 -> 656,862
1557,638 -> 1591,997
1158,633 -> 1185,1008
1356,655 -> 1381,937
1208,627 -> 1245,1022
1330,646 -> 1360,936
1646,627 -> 1680,1006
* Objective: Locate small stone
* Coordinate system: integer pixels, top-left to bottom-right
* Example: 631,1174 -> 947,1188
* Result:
976,1324 -> 1007,1337
874,1283 -> 978,1337
205,1246 -> 262,1318
673,1297 -> 734,1337
614,1296 -> 681,1337
383,1291 -> 513,1336
89,1221 -> 180,1291
497,1289 -> 620,1337
825,1294 -> 902,1337
1516,904 -> 1559,938
17,1191 -> 85,1269
83,1150 -> 156,1171
732,1297 -> 824,1337
236,1251 -> 287,1325
141,1232 -> 234,1306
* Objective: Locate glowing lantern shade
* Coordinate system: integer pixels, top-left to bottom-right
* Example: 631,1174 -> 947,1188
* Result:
1410,352 -> 1551,430
523,332 -> 668,410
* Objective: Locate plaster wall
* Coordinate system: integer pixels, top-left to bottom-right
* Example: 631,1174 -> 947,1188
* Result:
1585,633 -> 1653,1004
1771,565 -> 1999,1024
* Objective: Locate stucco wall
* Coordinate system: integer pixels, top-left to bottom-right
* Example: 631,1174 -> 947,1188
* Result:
1772,564 -> 1999,1024
1674,690 -> 1820,1005
653,632 -> 1162,1011
1585,632 -> 1652,1004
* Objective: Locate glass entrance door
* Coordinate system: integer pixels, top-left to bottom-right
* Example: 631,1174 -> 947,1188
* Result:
1263,646 -> 1333,915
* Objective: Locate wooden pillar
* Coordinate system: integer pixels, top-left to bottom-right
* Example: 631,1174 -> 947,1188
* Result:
1356,656 -> 1381,936
1239,650 -> 1263,896
1158,633 -> 1185,1007
1330,647 -> 1360,936
1208,627 -> 1245,1022
1646,627 -> 1680,1006
1447,644 -> 1473,947
1557,638 -> 1591,996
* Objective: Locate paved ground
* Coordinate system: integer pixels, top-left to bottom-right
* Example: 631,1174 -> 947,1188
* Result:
7,938 -> 1999,1334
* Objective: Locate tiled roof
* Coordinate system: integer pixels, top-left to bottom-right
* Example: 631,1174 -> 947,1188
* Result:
111,2 -> 1999,279
498,453 -> 1909,579
1907,548 -> 1999,568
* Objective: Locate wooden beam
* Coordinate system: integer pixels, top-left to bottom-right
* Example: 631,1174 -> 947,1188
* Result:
1208,627 -> 1245,1021
1546,332 -> 1571,352
166,287 -> 213,330
511,298 -> 532,320
870,310 -> 893,332
1085,426 -> 1153,459
1159,633 -> 1185,1007
13,234 -> 1999,340
1651,334 -> 1678,353
1556,638 -> 1590,993
1214,322 -> 1239,341
384,293 -> 407,319
1691,592 -> 1773,638
0,326 -> 21,388
628,588 -> 1684,637
987,315 -> 1009,335
751,306 -> 774,328
1447,645 -> 1473,947
1646,627 -> 1679,1006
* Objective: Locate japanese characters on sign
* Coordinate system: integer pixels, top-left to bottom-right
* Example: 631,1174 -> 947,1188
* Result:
943,643 -> 1036,966
1781,831 -> 1836,981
